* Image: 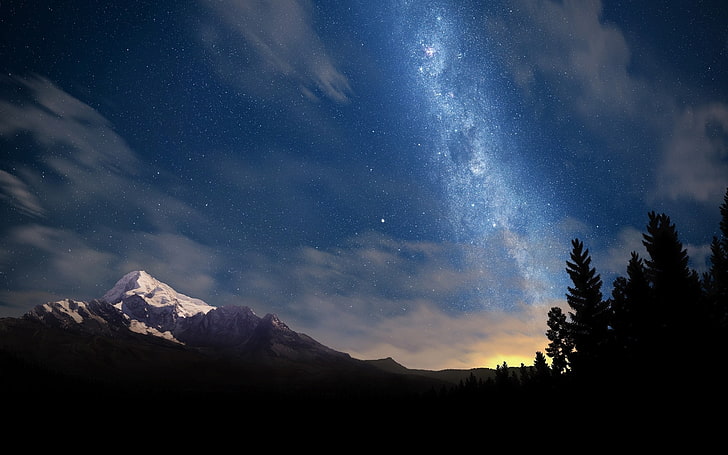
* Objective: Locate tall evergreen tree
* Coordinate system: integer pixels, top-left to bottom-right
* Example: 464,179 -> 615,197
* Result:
610,252 -> 651,356
609,275 -> 630,347
706,188 -> 728,326
565,239 -> 610,374
545,306 -> 572,374
642,213 -> 701,316
702,188 -> 728,366
641,212 -> 703,361
532,351 -> 551,382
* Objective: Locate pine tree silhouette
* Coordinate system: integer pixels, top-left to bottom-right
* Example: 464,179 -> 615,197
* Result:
706,188 -> 728,327
642,212 -> 703,362
532,351 -> 551,383
533,190 -> 728,407
565,239 -> 610,375
545,306 -> 572,374
610,252 -> 651,360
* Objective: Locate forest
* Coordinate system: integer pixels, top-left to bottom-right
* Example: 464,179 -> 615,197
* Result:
430,188 -> 728,412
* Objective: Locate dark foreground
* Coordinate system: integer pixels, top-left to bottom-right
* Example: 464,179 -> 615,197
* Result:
1,319 -> 722,448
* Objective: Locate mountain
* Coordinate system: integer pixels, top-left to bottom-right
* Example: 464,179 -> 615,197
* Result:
0,271 -> 446,402
23,270 -> 351,365
100,270 -> 213,340
364,356 -> 499,385
102,270 -> 213,319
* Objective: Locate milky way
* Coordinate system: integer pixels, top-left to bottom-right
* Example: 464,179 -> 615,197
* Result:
401,2 -> 561,308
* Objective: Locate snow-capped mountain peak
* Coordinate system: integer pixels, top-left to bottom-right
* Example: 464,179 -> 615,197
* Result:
102,270 -> 213,317
21,270 -> 352,370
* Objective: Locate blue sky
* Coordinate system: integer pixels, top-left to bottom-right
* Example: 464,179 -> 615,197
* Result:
1,0 -> 726,369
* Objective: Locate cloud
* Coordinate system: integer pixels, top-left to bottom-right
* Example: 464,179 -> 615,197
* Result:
0,170 -> 45,218
200,0 -> 351,102
656,103 -> 728,203
0,75 -> 140,180
1,223 -> 223,309
686,242 -> 713,274
115,232 -> 221,300
0,75 -> 215,312
0,74 -> 140,215
596,226 -> 646,276
0,75 -> 205,231
236,233 -> 499,314
489,1 -> 727,206
296,297 -> 559,370
7,224 -> 116,292
489,0 -> 642,118
231,232 -> 560,369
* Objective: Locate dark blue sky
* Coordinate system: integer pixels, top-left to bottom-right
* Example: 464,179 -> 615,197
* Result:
1,0 -> 726,368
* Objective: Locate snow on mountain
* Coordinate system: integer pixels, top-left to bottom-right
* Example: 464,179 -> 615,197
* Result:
25,298 -> 133,338
31,272 -> 269,348
102,270 -> 213,317
96,270 -> 219,340
30,299 -> 107,326
22,270 -> 350,365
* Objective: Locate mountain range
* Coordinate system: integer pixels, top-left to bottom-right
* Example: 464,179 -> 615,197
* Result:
0,271 -> 496,405
24,270 -> 350,366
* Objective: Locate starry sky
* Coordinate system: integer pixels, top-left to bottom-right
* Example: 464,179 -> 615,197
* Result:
1,0 -> 727,369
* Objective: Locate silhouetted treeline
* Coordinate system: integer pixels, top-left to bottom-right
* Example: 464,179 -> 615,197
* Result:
425,353 -> 556,402
545,188 -> 728,392
434,188 -> 728,406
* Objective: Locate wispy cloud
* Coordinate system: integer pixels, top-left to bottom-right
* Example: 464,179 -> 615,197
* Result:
0,75 -> 213,310
115,232 -> 221,300
0,74 -> 140,217
489,0 -> 727,206
236,233 -> 498,314
231,232 -> 561,369
0,75 -> 140,179
488,0 -> 643,119
596,226 -> 646,276
0,170 -> 45,218
343,302 -> 559,370
0,75 -> 205,231
291,293 -> 559,370
1,225 -> 225,315
7,224 -> 116,293
657,103 -> 728,203
199,0 -> 351,102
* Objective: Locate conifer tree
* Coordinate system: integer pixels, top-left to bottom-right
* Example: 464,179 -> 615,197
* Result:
706,188 -> 728,325
610,252 -> 651,356
533,351 -> 551,382
545,306 -> 572,374
642,213 -> 701,331
565,239 -> 610,374
495,361 -> 511,388
610,277 -> 629,340
641,212 -> 703,364
701,188 -> 728,366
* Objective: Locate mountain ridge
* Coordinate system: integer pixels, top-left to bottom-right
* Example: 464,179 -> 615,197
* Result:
1,271 -> 459,401
23,271 -> 353,367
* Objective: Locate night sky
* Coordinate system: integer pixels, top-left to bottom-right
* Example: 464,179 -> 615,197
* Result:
1,0 -> 727,369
